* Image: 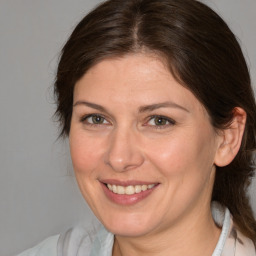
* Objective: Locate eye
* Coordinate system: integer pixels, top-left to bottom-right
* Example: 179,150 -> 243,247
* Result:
147,115 -> 175,127
81,114 -> 109,125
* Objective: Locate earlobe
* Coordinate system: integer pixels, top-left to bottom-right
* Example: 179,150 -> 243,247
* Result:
214,107 -> 246,167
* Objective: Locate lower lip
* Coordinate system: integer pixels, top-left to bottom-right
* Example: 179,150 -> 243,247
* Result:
101,183 -> 158,205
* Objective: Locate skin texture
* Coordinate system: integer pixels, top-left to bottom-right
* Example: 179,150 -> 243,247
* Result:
69,54 -> 242,255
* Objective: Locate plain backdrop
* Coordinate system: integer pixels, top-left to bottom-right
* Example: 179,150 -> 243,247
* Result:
0,0 -> 255,255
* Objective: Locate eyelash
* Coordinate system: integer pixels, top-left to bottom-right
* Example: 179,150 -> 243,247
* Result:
80,114 -> 110,127
146,115 -> 176,129
80,114 -> 176,129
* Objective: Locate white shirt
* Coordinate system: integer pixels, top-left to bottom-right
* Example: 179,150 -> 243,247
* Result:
17,203 -> 255,256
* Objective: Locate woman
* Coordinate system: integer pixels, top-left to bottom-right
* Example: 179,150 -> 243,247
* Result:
18,0 -> 256,255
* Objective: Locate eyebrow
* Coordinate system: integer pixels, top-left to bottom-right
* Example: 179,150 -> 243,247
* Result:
73,101 -> 189,113
138,102 -> 189,113
73,101 -> 107,112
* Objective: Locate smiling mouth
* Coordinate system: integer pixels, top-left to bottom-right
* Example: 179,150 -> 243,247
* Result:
106,184 -> 157,195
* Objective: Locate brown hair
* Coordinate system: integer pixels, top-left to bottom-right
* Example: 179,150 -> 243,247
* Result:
54,0 -> 256,242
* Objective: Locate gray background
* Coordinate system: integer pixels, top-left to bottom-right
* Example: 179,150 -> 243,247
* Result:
0,1 -> 255,255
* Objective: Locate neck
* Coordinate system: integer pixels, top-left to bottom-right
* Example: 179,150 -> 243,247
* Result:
112,204 -> 221,256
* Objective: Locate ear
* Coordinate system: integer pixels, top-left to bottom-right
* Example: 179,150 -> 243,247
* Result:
214,107 -> 246,167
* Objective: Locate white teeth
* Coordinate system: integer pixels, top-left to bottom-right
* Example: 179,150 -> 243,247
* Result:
135,185 -> 142,193
126,185 -> 135,195
141,185 -> 147,191
112,185 -> 117,193
106,183 -> 156,195
117,185 -> 125,195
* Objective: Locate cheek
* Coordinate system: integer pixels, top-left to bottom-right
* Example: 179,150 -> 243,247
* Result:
69,130 -> 105,207
145,134 -> 194,175
144,129 -> 216,179
69,130 -> 103,176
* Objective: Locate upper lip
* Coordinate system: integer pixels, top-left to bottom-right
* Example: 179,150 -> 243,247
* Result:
100,179 -> 159,186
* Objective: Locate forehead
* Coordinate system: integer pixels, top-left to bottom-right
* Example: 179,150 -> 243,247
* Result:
77,54 -> 170,90
73,54 -> 205,114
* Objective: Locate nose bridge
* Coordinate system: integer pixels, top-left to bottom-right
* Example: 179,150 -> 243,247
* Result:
104,125 -> 144,172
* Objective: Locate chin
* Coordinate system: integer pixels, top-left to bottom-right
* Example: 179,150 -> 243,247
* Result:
106,224 -> 152,237
99,212 -> 158,237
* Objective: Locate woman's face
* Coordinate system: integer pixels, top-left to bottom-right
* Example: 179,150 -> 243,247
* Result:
69,54 -> 222,237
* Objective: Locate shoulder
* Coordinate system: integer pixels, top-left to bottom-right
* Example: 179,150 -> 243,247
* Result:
16,235 -> 60,256
16,225 -> 114,256
57,226 -> 98,255
211,202 -> 255,256
57,225 -> 114,256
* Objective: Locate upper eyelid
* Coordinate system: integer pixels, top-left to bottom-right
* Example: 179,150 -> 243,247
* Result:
146,115 -> 176,123
80,113 -> 110,123
74,103 -> 115,121
80,113 -> 176,126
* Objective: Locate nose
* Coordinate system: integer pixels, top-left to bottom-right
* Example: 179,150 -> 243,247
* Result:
104,127 -> 144,172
